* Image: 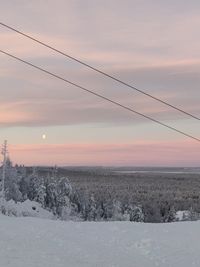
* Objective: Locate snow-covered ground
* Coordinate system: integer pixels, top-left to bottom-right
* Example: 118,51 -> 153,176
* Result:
0,215 -> 199,267
1,199 -> 54,219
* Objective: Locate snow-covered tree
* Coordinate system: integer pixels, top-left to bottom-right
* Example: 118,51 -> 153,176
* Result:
129,205 -> 144,222
4,158 -> 22,202
112,200 -> 124,221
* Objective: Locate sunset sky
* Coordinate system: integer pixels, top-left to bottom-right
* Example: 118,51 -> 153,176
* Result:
0,1 -> 200,166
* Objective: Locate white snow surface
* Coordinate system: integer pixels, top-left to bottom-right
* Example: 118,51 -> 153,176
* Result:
1,199 -> 54,219
0,215 -> 199,267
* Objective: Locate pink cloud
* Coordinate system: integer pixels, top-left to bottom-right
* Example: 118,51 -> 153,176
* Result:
9,140 -> 200,166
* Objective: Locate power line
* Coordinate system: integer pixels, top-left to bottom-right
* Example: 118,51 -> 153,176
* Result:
0,22 -> 199,121
0,49 -> 200,143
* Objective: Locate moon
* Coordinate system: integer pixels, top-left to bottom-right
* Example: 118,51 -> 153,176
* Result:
42,134 -> 46,140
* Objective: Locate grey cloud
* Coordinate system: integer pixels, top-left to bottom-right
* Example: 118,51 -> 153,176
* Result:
0,57 -> 200,128
0,1 -> 200,128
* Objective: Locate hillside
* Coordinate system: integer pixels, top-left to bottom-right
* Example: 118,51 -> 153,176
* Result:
0,215 -> 199,267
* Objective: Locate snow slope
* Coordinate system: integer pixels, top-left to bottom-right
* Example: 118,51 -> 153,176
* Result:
0,215 -> 199,267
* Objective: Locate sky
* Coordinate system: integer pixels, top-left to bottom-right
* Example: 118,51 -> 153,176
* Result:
0,0 -> 200,166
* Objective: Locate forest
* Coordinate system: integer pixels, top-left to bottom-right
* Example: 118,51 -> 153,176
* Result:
1,160 -> 200,223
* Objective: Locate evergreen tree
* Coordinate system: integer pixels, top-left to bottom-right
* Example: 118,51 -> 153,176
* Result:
4,158 -> 22,202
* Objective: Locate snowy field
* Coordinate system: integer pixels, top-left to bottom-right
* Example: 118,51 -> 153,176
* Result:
0,215 -> 200,267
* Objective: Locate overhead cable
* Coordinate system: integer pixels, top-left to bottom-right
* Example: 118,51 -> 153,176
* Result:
0,22 -> 199,121
0,49 -> 200,143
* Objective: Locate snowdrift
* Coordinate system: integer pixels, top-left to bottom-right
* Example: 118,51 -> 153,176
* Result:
0,199 -> 54,219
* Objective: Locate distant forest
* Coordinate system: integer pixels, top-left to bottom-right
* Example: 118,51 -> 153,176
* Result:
1,160 -> 200,223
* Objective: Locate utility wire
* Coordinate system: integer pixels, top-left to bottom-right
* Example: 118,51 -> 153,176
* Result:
0,49 -> 200,143
0,22 -> 199,121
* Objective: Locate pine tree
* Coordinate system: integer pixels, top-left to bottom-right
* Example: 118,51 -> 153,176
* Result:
4,157 -> 22,202
129,205 -> 144,222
